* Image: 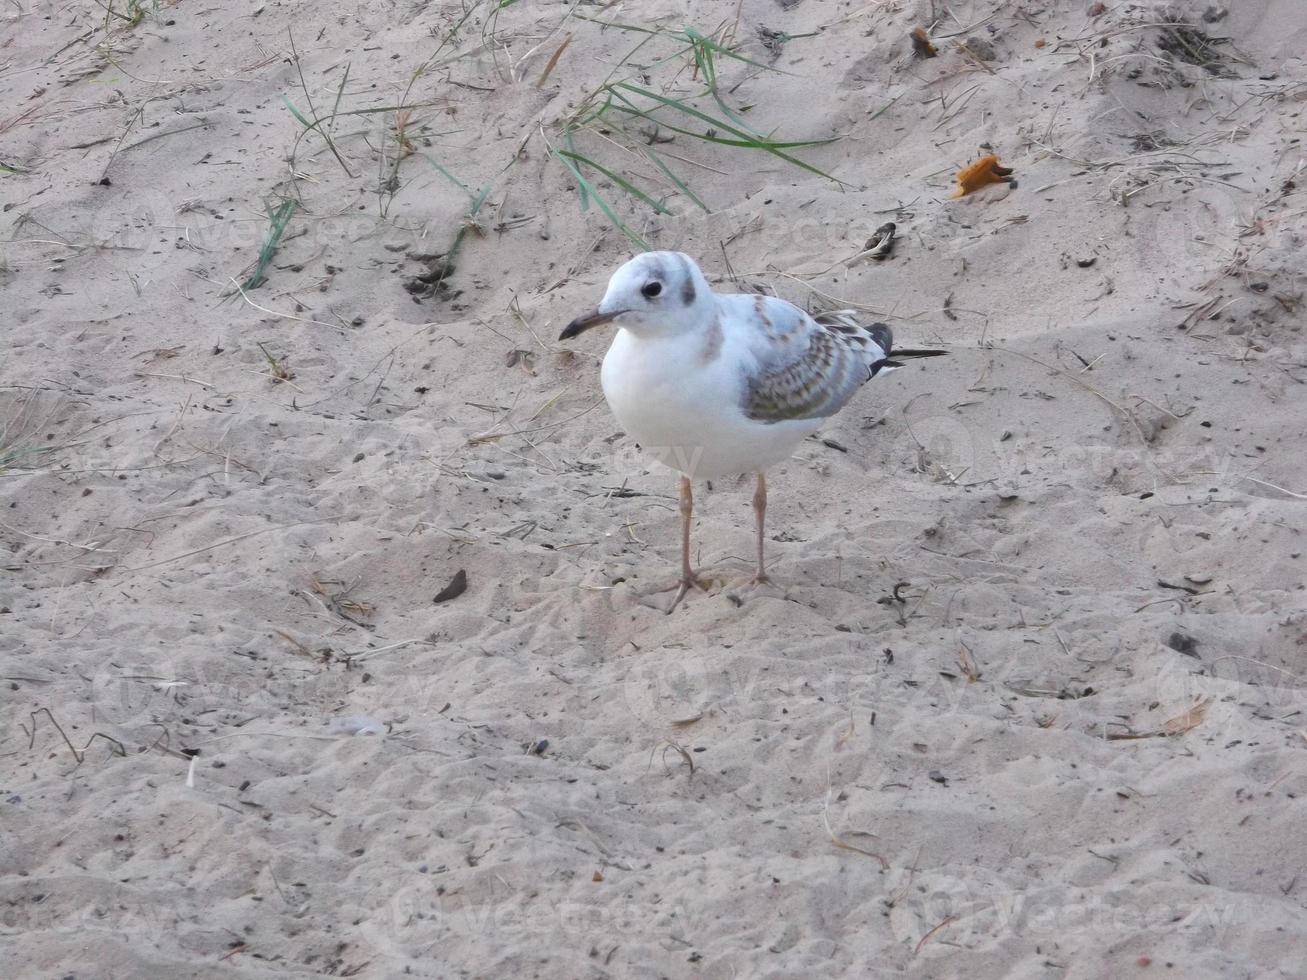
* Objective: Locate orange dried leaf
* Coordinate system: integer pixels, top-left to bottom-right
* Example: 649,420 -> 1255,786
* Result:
536,32 -> 573,88
911,27 -> 937,58
952,154 -> 1015,198
1161,697 -> 1211,736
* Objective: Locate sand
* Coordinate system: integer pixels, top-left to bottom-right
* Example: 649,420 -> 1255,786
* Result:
3,0 -> 1306,977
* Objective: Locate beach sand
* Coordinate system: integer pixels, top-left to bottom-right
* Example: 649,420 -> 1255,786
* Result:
3,1 -> 1306,976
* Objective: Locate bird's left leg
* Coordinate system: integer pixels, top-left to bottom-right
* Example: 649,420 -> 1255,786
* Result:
752,471 -> 769,584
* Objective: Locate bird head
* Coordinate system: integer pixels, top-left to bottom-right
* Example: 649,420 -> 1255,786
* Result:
559,251 -> 711,341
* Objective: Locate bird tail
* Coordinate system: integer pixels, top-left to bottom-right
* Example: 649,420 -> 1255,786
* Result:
860,321 -> 947,363
866,322 -> 947,368
813,312 -> 948,366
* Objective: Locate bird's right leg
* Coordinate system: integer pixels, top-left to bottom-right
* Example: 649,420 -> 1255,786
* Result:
668,475 -> 708,612
751,471 -> 769,584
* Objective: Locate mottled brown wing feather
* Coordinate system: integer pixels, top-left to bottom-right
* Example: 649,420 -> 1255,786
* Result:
741,304 -> 893,423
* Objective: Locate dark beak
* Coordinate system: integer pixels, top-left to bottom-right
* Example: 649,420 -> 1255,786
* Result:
559,309 -> 623,341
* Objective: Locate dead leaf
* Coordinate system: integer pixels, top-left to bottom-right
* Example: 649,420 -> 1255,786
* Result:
536,33 -> 573,88
911,27 -> 937,58
1161,697 -> 1211,736
951,154 -> 1014,197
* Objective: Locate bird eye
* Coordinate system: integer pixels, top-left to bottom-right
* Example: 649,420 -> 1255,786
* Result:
641,281 -> 662,299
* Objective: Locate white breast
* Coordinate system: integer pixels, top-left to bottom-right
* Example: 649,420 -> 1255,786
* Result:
599,328 -> 821,480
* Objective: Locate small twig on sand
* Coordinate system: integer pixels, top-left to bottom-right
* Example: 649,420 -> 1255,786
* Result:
915,915 -> 956,955
822,769 -> 888,868
1241,475 -> 1307,500
984,343 -> 1149,444
22,708 -> 126,765
122,516 -> 344,574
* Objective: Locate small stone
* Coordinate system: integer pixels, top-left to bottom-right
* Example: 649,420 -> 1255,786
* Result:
1165,632 -> 1199,658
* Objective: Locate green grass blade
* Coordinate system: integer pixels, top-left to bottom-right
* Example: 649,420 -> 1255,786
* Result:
424,155 -> 476,200
688,33 -> 717,90
645,150 -> 709,212
611,82 -> 828,148
570,12 -> 663,36
608,83 -> 839,181
286,29 -> 356,178
281,94 -> 313,129
554,147 -> 650,249
682,27 -> 779,73
608,100 -> 834,159
557,150 -> 670,215
565,131 -> 590,210
608,103 -> 825,150
241,199 -> 297,290
572,89 -> 615,129
444,182 -> 493,271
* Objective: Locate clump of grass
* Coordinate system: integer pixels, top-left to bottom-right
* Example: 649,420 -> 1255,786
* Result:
240,199 -> 297,291
548,15 -> 839,246
96,0 -> 157,29
256,342 -> 295,384
1154,13 -> 1240,76
282,30 -> 357,180
280,15 -> 481,216
0,391 -> 77,474
270,3 -> 835,270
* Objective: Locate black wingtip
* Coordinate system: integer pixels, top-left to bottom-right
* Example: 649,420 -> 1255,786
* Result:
867,322 -> 893,355
867,358 -> 901,378
892,347 -> 949,359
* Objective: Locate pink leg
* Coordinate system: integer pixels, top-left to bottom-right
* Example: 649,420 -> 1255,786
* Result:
668,476 -> 706,612
752,472 -> 770,584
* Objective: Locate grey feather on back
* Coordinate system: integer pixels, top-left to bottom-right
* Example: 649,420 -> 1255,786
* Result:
742,308 -> 893,423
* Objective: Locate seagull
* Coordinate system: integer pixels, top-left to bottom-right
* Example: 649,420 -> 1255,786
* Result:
560,251 -> 945,611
